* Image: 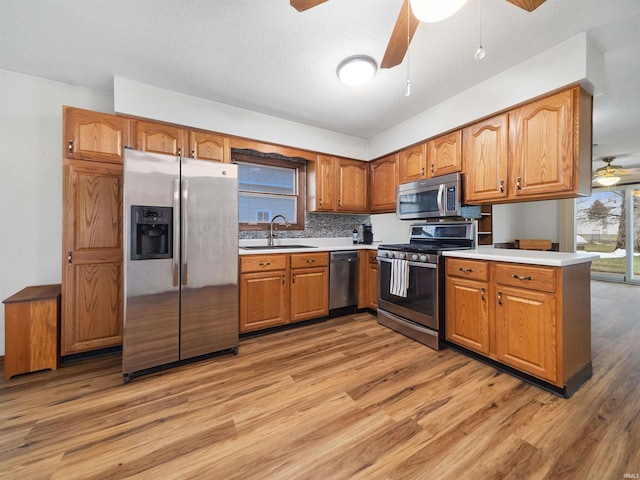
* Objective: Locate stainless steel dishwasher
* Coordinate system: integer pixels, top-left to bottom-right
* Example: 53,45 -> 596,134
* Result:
329,251 -> 359,310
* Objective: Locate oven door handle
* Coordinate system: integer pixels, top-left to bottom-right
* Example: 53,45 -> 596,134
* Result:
378,257 -> 437,269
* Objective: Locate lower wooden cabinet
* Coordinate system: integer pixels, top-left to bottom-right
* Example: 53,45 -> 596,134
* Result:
445,259 -> 490,355
239,252 -> 328,333
358,250 -> 378,310
495,285 -> 557,382
445,257 -> 592,394
290,253 -> 329,322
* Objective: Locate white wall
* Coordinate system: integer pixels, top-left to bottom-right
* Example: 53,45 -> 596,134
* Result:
0,69 -> 113,356
492,200 -> 561,245
114,77 -> 369,160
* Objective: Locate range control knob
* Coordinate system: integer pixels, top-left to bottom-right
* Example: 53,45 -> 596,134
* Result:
419,255 -> 428,262
411,254 -> 419,261
397,252 -> 406,260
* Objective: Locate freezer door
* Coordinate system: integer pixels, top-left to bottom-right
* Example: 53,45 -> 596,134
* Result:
179,157 -> 239,359
123,149 -> 180,375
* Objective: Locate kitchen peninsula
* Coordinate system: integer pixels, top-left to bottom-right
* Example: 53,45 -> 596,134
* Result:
443,248 -> 598,397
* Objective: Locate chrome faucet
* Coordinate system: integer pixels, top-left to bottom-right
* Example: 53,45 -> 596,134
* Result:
269,215 -> 290,247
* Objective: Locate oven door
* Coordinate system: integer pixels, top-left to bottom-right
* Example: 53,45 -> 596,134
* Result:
377,257 -> 442,330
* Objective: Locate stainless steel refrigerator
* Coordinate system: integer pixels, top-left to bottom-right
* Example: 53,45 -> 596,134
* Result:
122,149 -> 238,382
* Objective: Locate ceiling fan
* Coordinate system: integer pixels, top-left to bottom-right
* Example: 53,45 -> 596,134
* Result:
592,157 -> 640,187
290,0 -> 547,69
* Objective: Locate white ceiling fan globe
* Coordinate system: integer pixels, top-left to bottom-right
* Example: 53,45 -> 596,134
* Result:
409,0 -> 469,23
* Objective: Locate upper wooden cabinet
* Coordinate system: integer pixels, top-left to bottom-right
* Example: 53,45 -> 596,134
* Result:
64,106 -> 130,163
308,155 -> 337,212
464,86 -> 592,204
308,155 -> 368,213
370,154 -> 399,213
337,158 -> 369,212
509,87 -> 590,199
399,143 -> 427,183
463,113 -> 509,203
135,120 -> 186,156
135,121 -> 231,162
427,130 -> 462,177
188,130 -> 230,162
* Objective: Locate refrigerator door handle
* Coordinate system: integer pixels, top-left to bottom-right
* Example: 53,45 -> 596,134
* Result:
172,179 -> 180,287
181,179 -> 189,286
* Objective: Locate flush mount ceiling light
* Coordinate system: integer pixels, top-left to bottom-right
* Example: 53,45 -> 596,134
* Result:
337,56 -> 377,86
409,0 -> 468,23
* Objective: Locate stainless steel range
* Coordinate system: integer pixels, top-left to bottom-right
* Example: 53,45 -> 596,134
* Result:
377,221 -> 475,350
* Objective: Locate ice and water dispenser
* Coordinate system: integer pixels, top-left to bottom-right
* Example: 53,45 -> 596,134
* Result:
130,206 -> 173,260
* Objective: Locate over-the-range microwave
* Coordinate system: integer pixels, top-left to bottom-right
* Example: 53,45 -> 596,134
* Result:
396,172 -> 463,219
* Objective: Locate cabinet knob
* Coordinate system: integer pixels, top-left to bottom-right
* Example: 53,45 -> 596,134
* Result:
481,287 -> 485,302
258,261 -> 271,267
431,164 -> 434,174
499,180 -> 504,193
459,267 -> 474,273
191,149 -> 196,158
516,177 -> 522,191
67,141 -> 74,154
498,291 -> 503,305
306,259 -> 315,263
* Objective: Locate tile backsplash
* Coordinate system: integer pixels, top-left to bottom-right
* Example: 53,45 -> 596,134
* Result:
239,212 -> 371,240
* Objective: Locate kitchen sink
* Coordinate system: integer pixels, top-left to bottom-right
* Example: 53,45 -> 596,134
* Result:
241,245 -> 317,250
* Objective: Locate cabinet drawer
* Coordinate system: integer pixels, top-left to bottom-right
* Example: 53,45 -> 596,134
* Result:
240,254 -> 287,273
290,252 -> 328,269
368,251 -> 378,264
446,258 -> 488,281
495,263 -> 556,293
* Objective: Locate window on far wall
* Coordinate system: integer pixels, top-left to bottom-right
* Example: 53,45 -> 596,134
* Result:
234,152 -> 305,231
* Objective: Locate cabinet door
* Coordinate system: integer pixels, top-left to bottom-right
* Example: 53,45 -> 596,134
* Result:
463,114 -> 509,203
64,107 -> 130,164
314,155 -> 338,211
290,267 -> 329,322
445,277 -> 490,355
61,160 -> 123,354
188,130 -> 229,162
370,154 -> 399,213
509,89 -> 574,197
399,143 -> 427,183
240,270 -> 288,332
337,159 -> 368,212
135,120 -> 186,156
427,130 -> 462,177
495,286 -> 558,384
367,256 -> 378,310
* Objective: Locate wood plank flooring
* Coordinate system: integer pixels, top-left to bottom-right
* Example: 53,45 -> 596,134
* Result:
1,280 -> 639,479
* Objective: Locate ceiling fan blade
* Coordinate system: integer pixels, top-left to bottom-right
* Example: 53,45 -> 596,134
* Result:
505,0 -> 547,12
381,0 -> 420,69
290,0 -> 329,12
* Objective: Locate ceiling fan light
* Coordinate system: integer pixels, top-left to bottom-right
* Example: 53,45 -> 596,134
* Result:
474,44 -> 486,60
595,175 -> 621,187
337,56 -> 377,86
409,0 -> 468,23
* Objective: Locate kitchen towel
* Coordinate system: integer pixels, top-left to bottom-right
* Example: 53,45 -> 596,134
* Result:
390,258 -> 409,297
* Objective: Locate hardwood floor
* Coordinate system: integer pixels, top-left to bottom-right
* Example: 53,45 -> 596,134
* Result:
1,280 -> 639,479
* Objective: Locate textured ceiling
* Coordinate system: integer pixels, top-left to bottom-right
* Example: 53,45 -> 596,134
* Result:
2,0 -> 640,180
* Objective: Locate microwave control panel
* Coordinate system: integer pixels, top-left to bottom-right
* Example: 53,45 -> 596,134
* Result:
446,186 -> 456,211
